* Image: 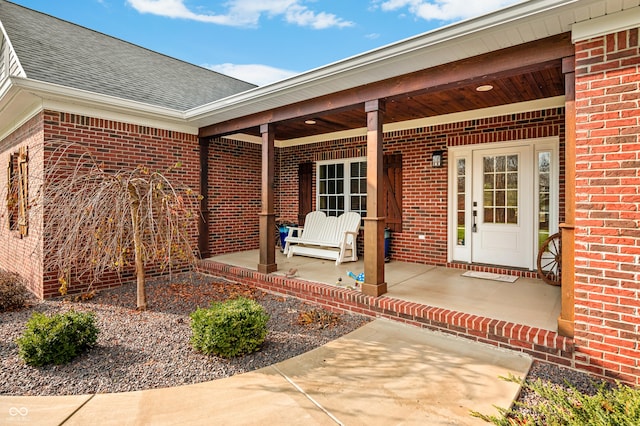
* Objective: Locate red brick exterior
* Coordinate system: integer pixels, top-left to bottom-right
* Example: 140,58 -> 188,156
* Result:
574,28 -> 640,385
0,110 -> 201,298
0,114 -> 44,298
274,109 -> 565,268
207,138 -> 261,255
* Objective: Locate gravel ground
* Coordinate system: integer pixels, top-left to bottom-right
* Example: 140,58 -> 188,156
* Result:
1,271 -> 606,417
0,272 -> 370,396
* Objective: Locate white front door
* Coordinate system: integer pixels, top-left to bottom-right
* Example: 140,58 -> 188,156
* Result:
470,146 -> 533,268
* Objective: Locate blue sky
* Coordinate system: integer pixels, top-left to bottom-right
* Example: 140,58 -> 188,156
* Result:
10,0 -> 521,86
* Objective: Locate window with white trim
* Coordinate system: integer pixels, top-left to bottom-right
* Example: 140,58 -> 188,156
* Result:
317,157 -> 366,218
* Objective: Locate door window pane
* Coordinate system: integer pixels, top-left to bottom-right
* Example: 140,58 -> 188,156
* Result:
538,151 -> 551,244
483,154 -> 518,225
456,158 -> 466,245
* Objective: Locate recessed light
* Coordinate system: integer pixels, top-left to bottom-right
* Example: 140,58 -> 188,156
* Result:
304,119 -> 317,125
476,84 -> 494,92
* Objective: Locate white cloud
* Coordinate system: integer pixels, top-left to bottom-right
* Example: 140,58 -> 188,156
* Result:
375,0 -> 520,21
204,63 -> 299,86
127,0 -> 353,29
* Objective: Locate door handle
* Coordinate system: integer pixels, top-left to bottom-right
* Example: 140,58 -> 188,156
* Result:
472,210 -> 477,232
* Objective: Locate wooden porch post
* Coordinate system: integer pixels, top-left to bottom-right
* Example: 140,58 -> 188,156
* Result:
198,137 -> 210,258
258,123 -> 277,274
558,56 -> 575,337
361,100 -> 387,296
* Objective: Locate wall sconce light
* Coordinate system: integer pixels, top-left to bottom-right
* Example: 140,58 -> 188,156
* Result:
432,150 -> 444,168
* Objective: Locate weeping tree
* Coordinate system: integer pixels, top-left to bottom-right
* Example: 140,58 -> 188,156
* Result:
40,142 -> 201,310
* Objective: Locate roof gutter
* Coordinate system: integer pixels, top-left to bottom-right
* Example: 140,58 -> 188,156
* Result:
3,77 -> 197,135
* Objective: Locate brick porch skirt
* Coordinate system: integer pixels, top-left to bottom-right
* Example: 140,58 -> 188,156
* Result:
197,259 -> 574,367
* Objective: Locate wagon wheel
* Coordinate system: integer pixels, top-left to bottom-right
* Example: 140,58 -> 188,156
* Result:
537,232 -> 562,286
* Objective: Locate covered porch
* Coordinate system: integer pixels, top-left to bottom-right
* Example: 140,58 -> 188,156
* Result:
206,250 -> 560,331
197,251 -> 572,365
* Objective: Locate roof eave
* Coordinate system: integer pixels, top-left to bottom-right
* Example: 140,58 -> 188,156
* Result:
0,77 -> 198,136
185,0 -> 583,128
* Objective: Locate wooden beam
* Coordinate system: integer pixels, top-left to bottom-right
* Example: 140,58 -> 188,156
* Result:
361,99 -> 387,297
198,137 -> 210,258
199,33 -> 573,138
558,56 -> 576,338
258,124 -> 277,274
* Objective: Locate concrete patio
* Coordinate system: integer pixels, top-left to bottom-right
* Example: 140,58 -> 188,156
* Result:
0,319 -> 532,425
209,249 -> 561,332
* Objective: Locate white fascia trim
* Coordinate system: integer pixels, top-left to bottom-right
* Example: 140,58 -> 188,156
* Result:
185,0 -> 578,126
276,96 -> 565,148
10,77 -> 197,135
0,21 -> 26,78
572,6 -> 640,42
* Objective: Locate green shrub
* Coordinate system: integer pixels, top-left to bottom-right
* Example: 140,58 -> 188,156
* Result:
473,373 -> 640,425
190,297 -> 269,358
16,310 -> 99,367
0,271 -> 28,311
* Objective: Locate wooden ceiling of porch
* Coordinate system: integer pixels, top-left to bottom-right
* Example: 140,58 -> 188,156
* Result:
200,33 -> 571,142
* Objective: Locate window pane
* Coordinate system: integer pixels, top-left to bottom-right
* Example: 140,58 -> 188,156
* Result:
484,173 -> 494,190
457,176 -> 465,192
318,159 -> 365,218
329,197 -> 336,209
484,157 -> 494,173
482,154 -> 519,225
319,197 -> 327,210
538,151 -> 551,243
484,208 -> 493,223
484,190 -> 493,206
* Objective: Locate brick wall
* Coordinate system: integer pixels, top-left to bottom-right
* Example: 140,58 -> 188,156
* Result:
39,110 -> 200,298
208,138 -> 261,255
0,113 -> 44,298
275,109 -> 565,266
574,28 -> 640,385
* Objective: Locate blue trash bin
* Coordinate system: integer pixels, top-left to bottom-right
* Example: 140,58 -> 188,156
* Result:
279,225 -> 289,251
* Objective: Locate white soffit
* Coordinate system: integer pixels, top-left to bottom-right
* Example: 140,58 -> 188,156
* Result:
572,5 -> 640,41
265,96 -> 565,148
187,0 -> 614,128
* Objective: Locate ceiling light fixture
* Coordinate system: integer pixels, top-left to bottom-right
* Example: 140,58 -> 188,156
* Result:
476,84 -> 494,92
305,119 -> 317,125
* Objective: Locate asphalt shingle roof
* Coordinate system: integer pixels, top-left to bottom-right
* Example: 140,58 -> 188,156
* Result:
0,0 -> 256,111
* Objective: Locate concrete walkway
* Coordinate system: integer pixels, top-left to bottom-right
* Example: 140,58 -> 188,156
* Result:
1,320 -> 532,425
